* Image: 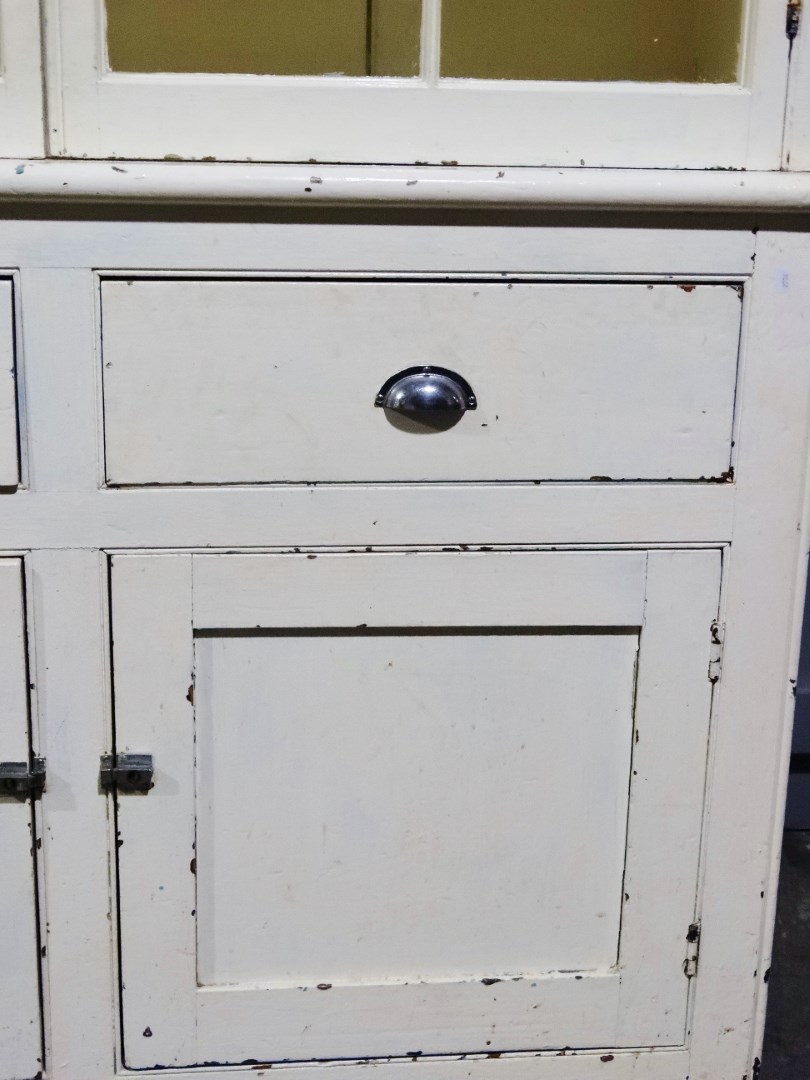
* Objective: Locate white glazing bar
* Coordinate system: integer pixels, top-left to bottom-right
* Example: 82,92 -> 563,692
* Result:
420,0 -> 441,84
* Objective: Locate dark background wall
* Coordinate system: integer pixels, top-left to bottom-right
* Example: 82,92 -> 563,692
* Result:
785,580 -> 810,828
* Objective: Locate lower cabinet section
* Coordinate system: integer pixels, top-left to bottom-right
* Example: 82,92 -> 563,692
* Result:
3,222 -> 805,1080
0,559 -> 42,1080
110,548 -> 719,1068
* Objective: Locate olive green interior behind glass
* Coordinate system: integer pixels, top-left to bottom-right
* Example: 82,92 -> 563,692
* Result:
105,0 -> 422,77
441,0 -> 743,82
106,0 -> 743,83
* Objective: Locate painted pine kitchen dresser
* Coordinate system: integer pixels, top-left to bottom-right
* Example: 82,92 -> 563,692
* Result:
2,3 -> 810,1080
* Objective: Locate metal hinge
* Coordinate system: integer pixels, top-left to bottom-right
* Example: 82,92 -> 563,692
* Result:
709,620 -> 724,684
683,921 -> 701,978
99,753 -> 154,794
788,0 -> 802,41
0,758 -> 46,800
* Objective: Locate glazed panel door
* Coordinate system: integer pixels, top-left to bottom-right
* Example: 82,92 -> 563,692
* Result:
111,549 -> 719,1070
52,0 -> 786,167
0,559 -> 42,1080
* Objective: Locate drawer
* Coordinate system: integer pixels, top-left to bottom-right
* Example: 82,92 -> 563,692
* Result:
0,280 -> 18,487
101,278 -> 741,485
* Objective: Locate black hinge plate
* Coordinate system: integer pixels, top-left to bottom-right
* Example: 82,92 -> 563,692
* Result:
0,757 -> 46,800
99,753 -> 154,793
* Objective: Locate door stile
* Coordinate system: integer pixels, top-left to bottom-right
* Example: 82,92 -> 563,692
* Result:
111,554 -> 197,1069
616,549 -> 721,1044
0,558 -> 43,1079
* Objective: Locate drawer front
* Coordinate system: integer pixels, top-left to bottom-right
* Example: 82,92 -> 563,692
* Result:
101,279 -> 741,485
0,281 -> 18,488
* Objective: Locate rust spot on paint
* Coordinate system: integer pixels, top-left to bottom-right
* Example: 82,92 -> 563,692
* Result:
678,284 -> 696,293
186,683 -> 194,705
481,978 -> 501,985
704,467 -> 734,484
307,554 -> 317,559
316,982 -> 332,990
601,1055 -> 615,1062
190,858 -> 196,875
487,1052 -> 502,1059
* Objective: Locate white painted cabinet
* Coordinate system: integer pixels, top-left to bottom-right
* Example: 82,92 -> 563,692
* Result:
0,211 -> 808,1080
0,559 -> 42,1080
2,10 -> 810,1077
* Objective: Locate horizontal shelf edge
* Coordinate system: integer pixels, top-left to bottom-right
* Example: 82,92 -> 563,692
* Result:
1,161 -> 810,212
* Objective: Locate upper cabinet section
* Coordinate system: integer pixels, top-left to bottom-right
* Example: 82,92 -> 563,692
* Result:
48,0 -> 791,168
0,0 -> 43,157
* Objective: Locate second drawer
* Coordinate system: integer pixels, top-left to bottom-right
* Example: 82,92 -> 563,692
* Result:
101,278 -> 741,485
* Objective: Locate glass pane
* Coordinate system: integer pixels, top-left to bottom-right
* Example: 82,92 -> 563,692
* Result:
106,0 -> 422,77
441,0 -> 743,83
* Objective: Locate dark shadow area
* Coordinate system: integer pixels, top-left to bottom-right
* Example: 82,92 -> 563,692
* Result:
761,831 -> 810,1079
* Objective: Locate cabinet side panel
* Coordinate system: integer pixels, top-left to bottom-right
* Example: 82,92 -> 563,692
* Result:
689,233 -> 810,1079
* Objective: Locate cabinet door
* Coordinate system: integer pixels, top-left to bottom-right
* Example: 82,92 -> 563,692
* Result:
0,560 -> 42,1080
53,0 -> 785,168
111,549 -> 719,1070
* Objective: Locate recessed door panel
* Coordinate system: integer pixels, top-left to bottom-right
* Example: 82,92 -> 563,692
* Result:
0,559 -> 42,1080
111,550 -> 719,1069
195,629 -> 636,987
0,282 -> 19,488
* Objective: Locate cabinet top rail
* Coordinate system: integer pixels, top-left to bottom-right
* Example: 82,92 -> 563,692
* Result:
4,161 -> 810,213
